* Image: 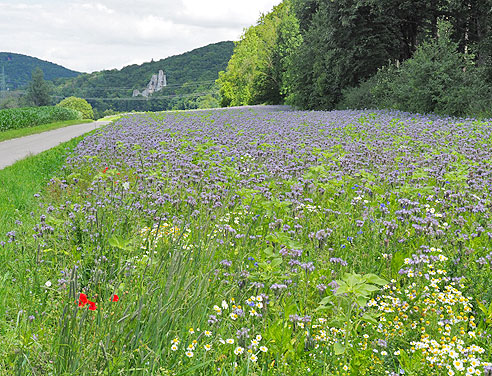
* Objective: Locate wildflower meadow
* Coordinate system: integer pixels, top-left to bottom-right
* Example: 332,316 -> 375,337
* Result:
1,107 -> 492,375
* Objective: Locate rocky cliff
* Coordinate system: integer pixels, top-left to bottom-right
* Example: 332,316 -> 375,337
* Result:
133,70 -> 167,97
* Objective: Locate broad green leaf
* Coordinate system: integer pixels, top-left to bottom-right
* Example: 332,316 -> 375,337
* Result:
361,312 -> 378,325
364,274 -> 389,286
334,342 -> 346,355
270,257 -> 282,268
356,296 -> 368,307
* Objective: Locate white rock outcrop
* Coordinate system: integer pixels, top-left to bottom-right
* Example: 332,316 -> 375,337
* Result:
133,70 -> 167,97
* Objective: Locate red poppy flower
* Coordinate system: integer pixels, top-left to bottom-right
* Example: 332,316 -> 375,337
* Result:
110,294 -> 119,302
88,300 -> 97,311
102,167 -> 109,173
78,293 -> 88,307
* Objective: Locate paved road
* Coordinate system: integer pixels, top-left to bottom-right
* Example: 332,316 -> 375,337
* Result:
0,121 -> 110,170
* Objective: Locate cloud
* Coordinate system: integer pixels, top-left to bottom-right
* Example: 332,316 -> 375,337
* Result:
0,0 -> 280,72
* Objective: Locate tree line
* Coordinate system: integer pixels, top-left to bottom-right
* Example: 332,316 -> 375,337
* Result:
217,0 -> 492,117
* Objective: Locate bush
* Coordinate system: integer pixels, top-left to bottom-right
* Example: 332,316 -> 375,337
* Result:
56,96 -> 94,119
0,106 -> 81,132
338,65 -> 399,110
338,22 -> 492,118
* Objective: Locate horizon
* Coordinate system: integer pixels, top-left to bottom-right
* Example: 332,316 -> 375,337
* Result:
0,0 -> 280,73
0,41 -> 233,74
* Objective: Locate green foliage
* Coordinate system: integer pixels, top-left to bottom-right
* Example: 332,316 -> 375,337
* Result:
196,94 -> 219,109
1,109 -> 492,374
0,52 -> 79,90
56,96 -> 94,119
288,0 -> 406,110
0,106 -> 81,132
339,23 -> 492,117
0,135 -> 84,231
318,273 -> 387,356
223,0 -> 492,116
0,93 -> 22,109
53,42 -> 234,113
217,1 -> 300,106
338,65 -> 402,111
25,68 -> 52,107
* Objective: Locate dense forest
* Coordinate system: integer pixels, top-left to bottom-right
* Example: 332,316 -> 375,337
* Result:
52,41 -> 234,114
0,52 -> 80,90
217,0 -> 492,117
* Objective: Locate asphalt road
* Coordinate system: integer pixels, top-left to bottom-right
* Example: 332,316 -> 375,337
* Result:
0,121 -> 110,170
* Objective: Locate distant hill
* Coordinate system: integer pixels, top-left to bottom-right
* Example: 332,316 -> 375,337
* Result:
0,52 -> 80,90
53,41 -> 235,113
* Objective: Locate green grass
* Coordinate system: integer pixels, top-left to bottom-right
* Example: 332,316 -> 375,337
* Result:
1,109 -> 491,375
0,134 -> 86,232
0,119 -> 93,142
99,114 -> 125,122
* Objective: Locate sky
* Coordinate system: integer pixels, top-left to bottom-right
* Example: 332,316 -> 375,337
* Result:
0,0 -> 281,73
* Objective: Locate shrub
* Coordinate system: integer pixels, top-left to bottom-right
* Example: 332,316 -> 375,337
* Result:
338,22 -> 492,118
56,96 -> 94,119
0,106 -> 81,132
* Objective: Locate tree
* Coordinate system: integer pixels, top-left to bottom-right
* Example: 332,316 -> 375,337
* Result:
388,22 -> 490,116
289,0 -> 405,109
339,21 -> 492,117
217,1 -> 299,106
26,67 -> 51,106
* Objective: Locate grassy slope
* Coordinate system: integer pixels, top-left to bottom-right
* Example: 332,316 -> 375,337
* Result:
0,119 -> 93,142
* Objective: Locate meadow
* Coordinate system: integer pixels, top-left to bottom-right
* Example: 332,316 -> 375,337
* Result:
1,107 -> 491,375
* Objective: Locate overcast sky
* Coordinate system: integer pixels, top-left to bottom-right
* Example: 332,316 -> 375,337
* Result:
0,0 -> 281,73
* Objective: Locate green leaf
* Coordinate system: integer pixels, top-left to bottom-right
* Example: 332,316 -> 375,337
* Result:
476,300 -> 488,315
357,284 -> 380,294
335,284 -> 350,295
334,342 -> 346,355
360,312 -> 378,325
109,236 -> 133,251
364,274 -> 389,286
263,247 -> 274,258
356,296 -> 368,307
344,273 -> 362,287
270,257 -> 283,268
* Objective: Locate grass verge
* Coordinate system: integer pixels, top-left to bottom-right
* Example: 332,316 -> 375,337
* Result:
0,119 -> 93,142
0,134 -> 85,233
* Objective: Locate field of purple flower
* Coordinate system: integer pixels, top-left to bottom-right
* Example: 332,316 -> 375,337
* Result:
1,107 -> 492,375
